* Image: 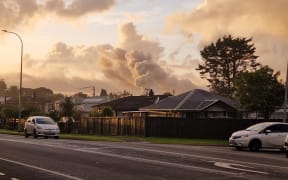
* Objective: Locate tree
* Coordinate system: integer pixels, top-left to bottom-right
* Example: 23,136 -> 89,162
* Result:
148,89 -> 154,96
0,79 -> 7,96
73,92 -> 88,98
234,66 -> 285,119
197,35 -> 260,98
101,106 -> 113,117
100,88 -> 108,96
6,86 -> 18,97
60,97 -> 74,117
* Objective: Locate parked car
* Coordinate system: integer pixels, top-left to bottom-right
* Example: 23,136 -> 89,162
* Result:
24,116 -> 60,139
284,135 -> 288,157
229,122 -> 288,151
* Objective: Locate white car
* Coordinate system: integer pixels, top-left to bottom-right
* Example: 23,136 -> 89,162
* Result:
284,135 -> 288,157
229,122 -> 288,151
24,116 -> 60,139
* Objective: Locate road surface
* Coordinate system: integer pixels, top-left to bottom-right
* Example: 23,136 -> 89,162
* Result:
0,134 -> 287,180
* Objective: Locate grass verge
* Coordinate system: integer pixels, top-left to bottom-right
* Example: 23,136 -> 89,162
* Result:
0,129 -> 228,146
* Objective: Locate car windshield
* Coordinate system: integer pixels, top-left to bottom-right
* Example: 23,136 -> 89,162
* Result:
36,117 -> 55,125
246,123 -> 270,131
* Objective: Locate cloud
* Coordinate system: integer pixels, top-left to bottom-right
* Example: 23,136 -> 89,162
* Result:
0,0 -> 39,29
165,0 -> 288,80
0,0 -> 115,31
44,0 -> 115,18
14,22 -> 197,95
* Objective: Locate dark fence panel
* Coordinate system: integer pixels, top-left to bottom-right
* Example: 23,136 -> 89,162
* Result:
145,117 -> 282,139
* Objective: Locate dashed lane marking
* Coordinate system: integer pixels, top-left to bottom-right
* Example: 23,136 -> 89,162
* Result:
0,158 -> 83,180
214,162 -> 269,175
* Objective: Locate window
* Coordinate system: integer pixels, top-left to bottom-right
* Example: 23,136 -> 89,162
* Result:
266,124 -> 288,133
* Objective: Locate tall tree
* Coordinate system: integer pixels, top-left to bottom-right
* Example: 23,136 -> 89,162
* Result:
60,97 -> 74,117
0,79 -> 7,96
197,35 -> 259,98
100,88 -> 108,96
234,66 -> 285,119
6,86 -> 18,97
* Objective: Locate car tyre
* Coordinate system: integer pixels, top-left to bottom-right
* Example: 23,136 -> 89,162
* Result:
248,139 -> 261,151
235,146 -> 242,150
24,129 -> 29,138
33,129 -> 38,139
54,136 -> 59,139
285,151 -> 288,158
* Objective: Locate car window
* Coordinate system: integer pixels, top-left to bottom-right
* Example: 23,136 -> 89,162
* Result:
265,124 -> 287,133
282,125 -> 288,132
36,117 -> 55,125
246,123 -> 269,131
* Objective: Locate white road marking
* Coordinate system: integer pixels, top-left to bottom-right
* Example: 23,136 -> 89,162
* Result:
0,172 -> 5,175
0,157 -> 83,180
214,162 -> 269,175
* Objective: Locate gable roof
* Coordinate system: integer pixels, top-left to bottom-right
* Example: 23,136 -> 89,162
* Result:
140,89 -> 238,111
93,95 -> 169,111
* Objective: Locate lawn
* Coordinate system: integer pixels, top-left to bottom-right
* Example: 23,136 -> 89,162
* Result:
0,129 -> 228,146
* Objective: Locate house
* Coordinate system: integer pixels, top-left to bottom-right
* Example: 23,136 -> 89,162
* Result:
92,95 -> 169,117
140,89 -> 239,119
74,96 -> 111,117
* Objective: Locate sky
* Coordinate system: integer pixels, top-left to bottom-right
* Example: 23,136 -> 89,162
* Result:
0,0 -> 287,96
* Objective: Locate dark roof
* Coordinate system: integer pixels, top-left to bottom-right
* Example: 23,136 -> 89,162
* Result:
93,95 -> 169,111
140,89 -> 238,111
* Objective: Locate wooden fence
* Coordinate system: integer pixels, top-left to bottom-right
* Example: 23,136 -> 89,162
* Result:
75,116 -> 282,139
77,117 -> 146,136
1,116 -> 283,139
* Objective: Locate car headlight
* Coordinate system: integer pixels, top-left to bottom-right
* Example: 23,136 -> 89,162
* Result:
232,134 -> 248,139
232,136 -> 242,139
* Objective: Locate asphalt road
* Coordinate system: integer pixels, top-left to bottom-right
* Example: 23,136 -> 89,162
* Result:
0,134 -> 287,180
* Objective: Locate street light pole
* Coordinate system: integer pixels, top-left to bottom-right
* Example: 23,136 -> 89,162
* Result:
2,29 -> 23,119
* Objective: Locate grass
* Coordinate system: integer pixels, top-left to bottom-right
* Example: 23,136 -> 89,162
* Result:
0,128 -> 228,146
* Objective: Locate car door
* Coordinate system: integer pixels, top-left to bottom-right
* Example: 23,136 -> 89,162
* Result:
262,124 -> 287,148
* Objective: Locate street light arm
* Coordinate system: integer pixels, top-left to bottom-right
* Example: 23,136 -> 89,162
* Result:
2,29 -> 23,46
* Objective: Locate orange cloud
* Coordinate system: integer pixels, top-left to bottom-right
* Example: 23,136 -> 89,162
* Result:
166,0 -> 288,79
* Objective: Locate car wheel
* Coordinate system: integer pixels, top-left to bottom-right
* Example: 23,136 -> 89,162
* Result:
33,129 -> 38,138
235,146 -> 242,150
54,136 -> 59,139
24,129 -> 29,138
286,151 -> 288,158
44,136 -> 48,139
248,139 -> 261,151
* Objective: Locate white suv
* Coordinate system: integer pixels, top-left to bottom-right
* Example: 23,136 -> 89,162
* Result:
229,122 -> 288,151
24,116 -> 60,139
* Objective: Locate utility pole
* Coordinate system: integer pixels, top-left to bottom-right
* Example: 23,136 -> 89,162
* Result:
284,62 -> 288,123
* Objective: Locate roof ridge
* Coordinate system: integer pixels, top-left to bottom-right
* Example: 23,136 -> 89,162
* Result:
175,90 -> 194,110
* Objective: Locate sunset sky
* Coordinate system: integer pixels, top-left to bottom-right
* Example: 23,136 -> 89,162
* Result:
0,0 -> 287,96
